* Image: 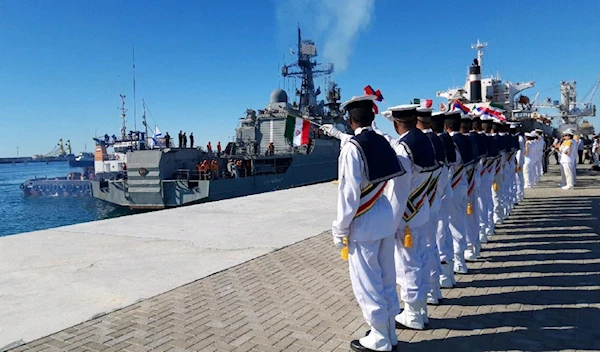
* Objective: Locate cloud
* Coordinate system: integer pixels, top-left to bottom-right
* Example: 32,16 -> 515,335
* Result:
275,0 -> 375,72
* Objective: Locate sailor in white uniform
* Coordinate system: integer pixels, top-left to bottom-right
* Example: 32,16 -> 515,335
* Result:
373,104 -> 438,330
491,120 -> 507,225
523,132 -> 536,188
513,123 -> 526,203
445,111 -> 473,274
479,116 -> 499,240
462,113 -> 482,262
323,95 -> 409,352
559,129 -> 575,190
431,111 -> 457,288
415,107 -> 446,304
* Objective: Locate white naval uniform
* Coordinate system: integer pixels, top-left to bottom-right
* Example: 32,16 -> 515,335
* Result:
515,134 -> 525,201
492,133 -> 506,224
559,140 -> 574,189
465,132 -> 482,261
447,131 -> 469,272
422,129 -> 444,301
373,126 -> 434,330
478,132 -> 494,241
523,140 -> 534,188
332,126 -> 409,351
435,134 -> 456,288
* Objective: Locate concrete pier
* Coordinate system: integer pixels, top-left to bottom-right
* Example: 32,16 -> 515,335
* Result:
2,164 -> 600,351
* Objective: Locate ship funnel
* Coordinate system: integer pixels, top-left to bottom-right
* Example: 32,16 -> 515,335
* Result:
469,59 -> 482,103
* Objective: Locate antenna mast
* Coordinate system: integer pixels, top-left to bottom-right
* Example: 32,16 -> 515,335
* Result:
142,98 -> 148,142
119,94 -> 127,140
132,44 -> 137,132
471,39 -> 488,68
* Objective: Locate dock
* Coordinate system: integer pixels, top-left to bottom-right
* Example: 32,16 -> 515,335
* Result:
2,164 -> 600,351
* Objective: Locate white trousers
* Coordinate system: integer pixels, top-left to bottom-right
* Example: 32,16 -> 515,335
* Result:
560,162 -> 574,188
516,163 -> 524,200
492,168 -> 505,223
425,209 -> 442,294
479,179 -> 494,236
449,187 -> 467,257
395,223 -> 427,304
523,159 -> 533,187
571,160 -> 577,186
466,185 -> 481,248
349,236 -> 399,327
436,195 -> 454,263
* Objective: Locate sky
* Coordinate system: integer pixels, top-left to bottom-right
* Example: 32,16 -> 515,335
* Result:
1,0 -> 599,157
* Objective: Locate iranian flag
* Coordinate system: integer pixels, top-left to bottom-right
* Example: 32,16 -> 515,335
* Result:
285,115 -> 310,146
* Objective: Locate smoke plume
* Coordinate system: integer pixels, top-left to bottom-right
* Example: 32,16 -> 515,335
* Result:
276,0 -> 375,72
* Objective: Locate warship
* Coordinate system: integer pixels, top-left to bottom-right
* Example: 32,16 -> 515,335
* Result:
436,40 -> 557,136
91,28 -> 348,209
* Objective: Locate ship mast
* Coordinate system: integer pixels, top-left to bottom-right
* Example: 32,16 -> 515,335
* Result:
471,39 -> 488,69
281,25 -> 333,116
142,98 -> 148,142
119,94 -> 127,140
132,44 -> 137,132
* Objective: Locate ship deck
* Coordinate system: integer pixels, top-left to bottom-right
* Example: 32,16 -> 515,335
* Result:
2,164 -> 600,351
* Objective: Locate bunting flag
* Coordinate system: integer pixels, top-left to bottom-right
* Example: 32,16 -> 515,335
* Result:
452,100 -> 471,114
364,85 -> 384,114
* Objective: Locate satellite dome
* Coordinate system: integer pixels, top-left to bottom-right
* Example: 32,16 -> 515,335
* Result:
270,89 -> 288,104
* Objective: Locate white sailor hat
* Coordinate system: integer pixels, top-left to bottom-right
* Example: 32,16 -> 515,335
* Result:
479,114 -> 494,122
509,122 -> 520,129
562,128 -> 575,135
416,107 -> 433,122
386,104 -> 419,122
534,128 -> 544,133
340,95 -> 378,110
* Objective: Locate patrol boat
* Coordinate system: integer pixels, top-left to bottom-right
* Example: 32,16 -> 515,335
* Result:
91,28 -> 349,209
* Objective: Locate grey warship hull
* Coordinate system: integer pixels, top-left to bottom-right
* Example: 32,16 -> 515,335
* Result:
91,139 -> 340,209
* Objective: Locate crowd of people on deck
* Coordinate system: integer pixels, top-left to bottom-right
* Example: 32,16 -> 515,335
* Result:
160,131 -> 222,156
319,92 -> 543,352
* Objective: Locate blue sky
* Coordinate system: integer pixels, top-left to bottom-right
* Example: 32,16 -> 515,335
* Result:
1,0 -> 599,157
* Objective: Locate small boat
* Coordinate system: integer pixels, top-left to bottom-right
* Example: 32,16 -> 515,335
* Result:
20,169 -> 94,197
69,152 -> 95,168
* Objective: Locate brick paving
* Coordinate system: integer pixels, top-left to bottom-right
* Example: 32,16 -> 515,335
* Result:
8,164 -> 600,352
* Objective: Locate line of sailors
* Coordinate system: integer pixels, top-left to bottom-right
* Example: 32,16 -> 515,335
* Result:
319,93 -> 533,352
522,129 -> 547,189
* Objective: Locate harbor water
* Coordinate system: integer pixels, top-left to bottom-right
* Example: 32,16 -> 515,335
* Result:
0,161 -> 131,237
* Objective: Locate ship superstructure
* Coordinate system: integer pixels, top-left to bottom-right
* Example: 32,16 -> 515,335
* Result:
91,28 -> 348,209
437,40 -> 536,121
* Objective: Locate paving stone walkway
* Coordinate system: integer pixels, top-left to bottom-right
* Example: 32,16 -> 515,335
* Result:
9,164 -> 600,352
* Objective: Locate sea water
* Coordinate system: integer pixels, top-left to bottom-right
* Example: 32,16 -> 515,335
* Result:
0,161 -> 130,237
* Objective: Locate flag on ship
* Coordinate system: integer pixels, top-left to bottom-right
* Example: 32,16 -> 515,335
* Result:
285,115 -> 310,146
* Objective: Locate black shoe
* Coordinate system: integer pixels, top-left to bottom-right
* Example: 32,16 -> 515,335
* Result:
351,339 -> 396,351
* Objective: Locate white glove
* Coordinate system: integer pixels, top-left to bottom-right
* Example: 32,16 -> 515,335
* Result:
320,124 -> 343,140
381,110 -> 395,123
333,236 -> 346,249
